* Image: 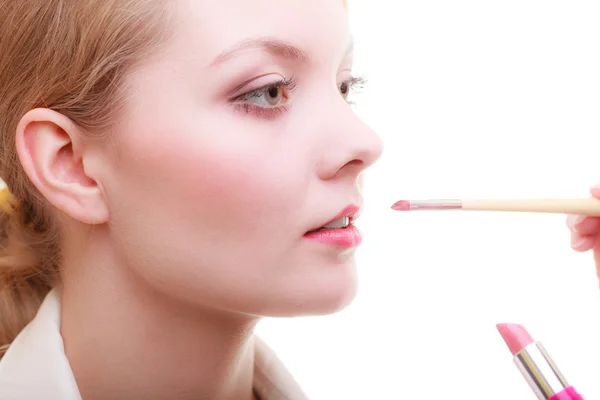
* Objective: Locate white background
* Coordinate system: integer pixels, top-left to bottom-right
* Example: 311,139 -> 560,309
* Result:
256,1 -> 600,398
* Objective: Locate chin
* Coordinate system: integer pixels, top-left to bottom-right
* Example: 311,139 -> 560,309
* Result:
265,257 -> 360,318
307,282 -> 358,316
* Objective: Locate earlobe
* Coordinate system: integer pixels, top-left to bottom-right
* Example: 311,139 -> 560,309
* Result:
15,108 -> 109,225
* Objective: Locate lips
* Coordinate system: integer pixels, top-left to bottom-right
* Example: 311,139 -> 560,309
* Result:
305,205 -> 361,234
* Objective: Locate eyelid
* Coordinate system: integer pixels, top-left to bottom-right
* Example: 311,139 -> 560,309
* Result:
339,74 -> 367,91
229,73 -> 286,99
232,76 -> 297,107
346,75 -> 367,87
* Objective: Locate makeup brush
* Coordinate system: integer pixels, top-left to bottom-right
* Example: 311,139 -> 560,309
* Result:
391,198 -> 600,216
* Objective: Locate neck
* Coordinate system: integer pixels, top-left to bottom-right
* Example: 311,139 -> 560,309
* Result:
59,228 -> 259,400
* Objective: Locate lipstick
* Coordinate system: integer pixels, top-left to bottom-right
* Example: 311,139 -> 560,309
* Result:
303,205 -> 362,248
496,323 -> 584,400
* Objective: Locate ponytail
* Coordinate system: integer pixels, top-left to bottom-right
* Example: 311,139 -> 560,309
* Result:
0,187 -> 59,359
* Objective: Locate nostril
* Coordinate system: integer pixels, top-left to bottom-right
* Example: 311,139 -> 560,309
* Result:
331,159 -> 365,181
344,159 -> 364,170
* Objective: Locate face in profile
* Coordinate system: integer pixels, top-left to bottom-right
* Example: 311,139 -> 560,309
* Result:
87,0 -> 383,317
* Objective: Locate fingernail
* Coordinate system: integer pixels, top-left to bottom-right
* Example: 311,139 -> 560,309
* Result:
573,215 -> 586,229
572,236 -> 591,250
572,238 -> 586,250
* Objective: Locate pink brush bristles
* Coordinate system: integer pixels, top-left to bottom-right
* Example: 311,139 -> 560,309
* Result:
391,200 -> 411,211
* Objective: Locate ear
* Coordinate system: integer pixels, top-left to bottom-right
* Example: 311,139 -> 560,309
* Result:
15,108 -> 109,225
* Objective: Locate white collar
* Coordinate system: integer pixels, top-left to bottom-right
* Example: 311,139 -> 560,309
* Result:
0,289 -> 308,400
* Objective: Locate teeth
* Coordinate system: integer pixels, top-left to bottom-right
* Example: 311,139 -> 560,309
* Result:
322,217 -> 349,230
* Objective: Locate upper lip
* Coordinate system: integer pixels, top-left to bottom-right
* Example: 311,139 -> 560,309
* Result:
306,204 -> 362,233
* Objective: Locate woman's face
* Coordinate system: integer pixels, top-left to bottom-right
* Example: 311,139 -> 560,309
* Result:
98,0 -> 382,316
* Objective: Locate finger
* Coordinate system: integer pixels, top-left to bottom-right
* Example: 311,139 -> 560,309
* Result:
566,214 -> 600,234
593,239 -> 600,280
566,214 -> 582,230
590,184 -> 600,199
571,232 -> 596,252
574,217 -> 600,235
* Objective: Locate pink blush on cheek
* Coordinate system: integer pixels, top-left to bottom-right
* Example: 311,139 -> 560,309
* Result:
139,133 -> 305,236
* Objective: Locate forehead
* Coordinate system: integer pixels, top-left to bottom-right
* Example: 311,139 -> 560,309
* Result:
168,0 -> 351,67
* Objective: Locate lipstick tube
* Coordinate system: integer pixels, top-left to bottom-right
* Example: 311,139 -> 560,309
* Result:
513,341 -> 582,400
496,323 -> 583,400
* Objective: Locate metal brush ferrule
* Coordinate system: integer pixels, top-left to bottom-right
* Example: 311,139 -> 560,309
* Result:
514,342 -> 570,400
408,199 -> 462,210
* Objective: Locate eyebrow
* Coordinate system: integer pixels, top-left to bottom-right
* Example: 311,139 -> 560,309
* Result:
210,37 -> 354,67
210,38 -> 309,67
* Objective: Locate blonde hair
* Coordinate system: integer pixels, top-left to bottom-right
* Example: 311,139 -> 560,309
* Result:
0,0 -> 169,357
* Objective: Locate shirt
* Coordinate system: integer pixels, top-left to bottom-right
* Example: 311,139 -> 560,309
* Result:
0,289 -> 309,400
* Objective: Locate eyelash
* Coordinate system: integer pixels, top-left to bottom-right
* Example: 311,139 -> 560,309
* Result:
232,75 -> 368,119
232,77 -> 297,119
342,76 -> 368,105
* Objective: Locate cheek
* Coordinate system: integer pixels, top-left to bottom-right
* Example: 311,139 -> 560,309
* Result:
167,147 -> 302,225
112,119 -> 311,241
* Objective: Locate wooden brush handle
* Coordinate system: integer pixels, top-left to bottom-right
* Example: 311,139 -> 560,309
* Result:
462,198 -> 600,216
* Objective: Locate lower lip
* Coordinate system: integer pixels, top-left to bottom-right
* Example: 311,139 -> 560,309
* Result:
303,225 -> 362,248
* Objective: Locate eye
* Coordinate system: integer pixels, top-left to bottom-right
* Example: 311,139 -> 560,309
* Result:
231,77 -> 297,119
243,82 -> 289,108
339,81 -> 351,99
338,76 -> 367,102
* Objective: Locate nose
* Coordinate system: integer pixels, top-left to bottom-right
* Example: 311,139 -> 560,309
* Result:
317,105 -> 384,181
